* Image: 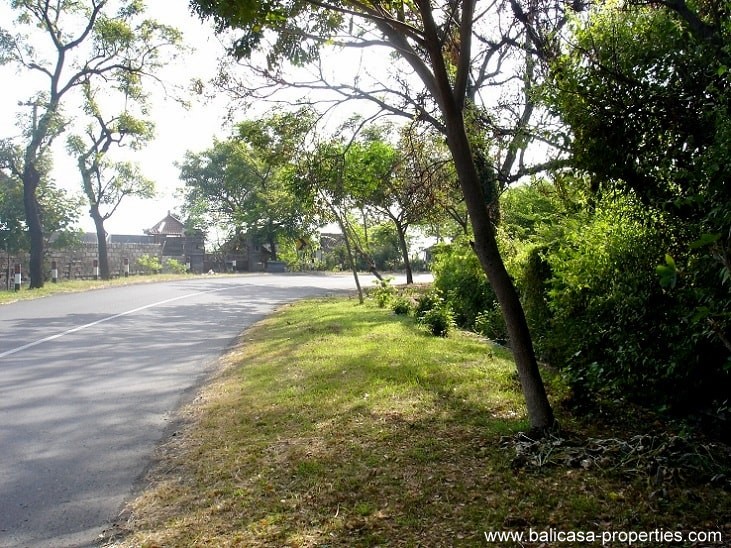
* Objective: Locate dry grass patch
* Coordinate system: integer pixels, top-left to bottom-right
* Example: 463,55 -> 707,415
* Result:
104,298 -> 730,548
0,274 -> 197,305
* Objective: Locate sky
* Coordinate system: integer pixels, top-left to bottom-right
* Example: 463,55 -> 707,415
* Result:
1,0 -> 233,236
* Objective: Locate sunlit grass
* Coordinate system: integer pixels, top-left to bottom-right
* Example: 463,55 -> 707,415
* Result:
0,273 -> 197,305
107,298 -> 730,547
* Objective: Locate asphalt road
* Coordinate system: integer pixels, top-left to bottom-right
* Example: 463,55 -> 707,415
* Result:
0,273 -> 422,548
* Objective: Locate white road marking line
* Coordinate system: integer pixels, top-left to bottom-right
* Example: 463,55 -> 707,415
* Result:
0,287 -> 232,359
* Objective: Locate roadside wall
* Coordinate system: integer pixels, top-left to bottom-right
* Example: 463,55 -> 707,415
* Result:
49,242 -> 164,278
1,242 -> 163,286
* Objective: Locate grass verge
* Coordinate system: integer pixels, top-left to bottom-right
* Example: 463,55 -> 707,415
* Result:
0,274 -> 202,305
106,297 -> 730,547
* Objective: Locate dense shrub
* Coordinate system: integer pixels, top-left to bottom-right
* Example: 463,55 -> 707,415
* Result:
543,198 -> 729,410
473,303 -> 507,344
412,288 -> 454,337
371,277 -> 396,308
427,178 -> 729,416
419,303 -> 455,337
414,288 -> 445,319
137,254 -> 162,274
391,295 -> 414,316
430,239 -> 497,329
164,258 -> 188,274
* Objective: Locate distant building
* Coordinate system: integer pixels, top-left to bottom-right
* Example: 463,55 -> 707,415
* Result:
144,212 -> 205,272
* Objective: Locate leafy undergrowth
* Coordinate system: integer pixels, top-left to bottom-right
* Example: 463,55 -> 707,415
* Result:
104,298 -> 730,547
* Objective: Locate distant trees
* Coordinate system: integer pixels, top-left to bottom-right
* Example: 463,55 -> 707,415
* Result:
1,0 -> 181,287
179,110 -> 318,264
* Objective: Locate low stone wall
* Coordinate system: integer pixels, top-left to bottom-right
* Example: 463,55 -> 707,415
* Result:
1,243 -> 164,286
48,242 -> 164,278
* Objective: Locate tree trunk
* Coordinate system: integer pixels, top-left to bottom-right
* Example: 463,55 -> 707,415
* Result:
446,116 -> 555,431
23,163 -> 44,289
91,205 -> 110,279
268,230 -> 278,261
335,214 -> 363,304
394,219 -> 414,284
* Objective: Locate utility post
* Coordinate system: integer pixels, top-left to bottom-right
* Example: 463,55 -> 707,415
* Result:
0,222 -> 8,291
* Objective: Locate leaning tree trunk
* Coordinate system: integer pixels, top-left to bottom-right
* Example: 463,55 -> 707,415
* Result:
23,163 -> 44,289
334,212 -> 364,304
91,205 -> 111,280
446,116 -> 555,431
393,219 -> 414,284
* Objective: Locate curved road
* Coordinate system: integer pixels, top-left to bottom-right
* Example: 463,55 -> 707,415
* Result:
0,273 -> 419,548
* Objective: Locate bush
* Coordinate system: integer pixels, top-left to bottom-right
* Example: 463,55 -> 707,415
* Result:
137,254 -> 162,274
414,289 -> 444,319
430,239 -> 497,329
498,180 -> 730,417
419,304 -> 455,337
391,295 -> 414,316
164,258 -> 188,274
542,197 -> 731,409
371,277 -> 397,308
412,288 -> 454,337
474,303 -> 507,344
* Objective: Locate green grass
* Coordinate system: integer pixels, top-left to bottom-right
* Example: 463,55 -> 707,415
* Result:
0,274 -> 199,305
106,298 -> 730,547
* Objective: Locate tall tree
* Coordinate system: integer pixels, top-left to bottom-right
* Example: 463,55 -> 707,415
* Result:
1,0 -> 180,288
67,83 -> 157,279
191,0 -> 560,429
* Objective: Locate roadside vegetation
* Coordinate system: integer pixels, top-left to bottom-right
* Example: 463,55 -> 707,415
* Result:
0,273 -> 194,306
106,297 -> 730,547
3,1 -> 729,436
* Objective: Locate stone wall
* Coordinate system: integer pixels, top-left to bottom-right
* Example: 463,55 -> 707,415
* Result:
1,242 -> 165,286
49,242 -> 164,278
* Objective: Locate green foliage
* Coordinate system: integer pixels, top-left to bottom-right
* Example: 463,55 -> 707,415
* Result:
419,304 -> 455,337
538,1 -> 731,413
191,0 -> 343,68
0,167 -> 81,253
391,295 -> 414,316
412,288 -> 455,337
512,194 -> 730,412
137,254 -> 162,274
368,222 -> 403,271
430,239 -> 496,329
474,304 -> 507,344
370,276 -> 396,308
164,258 -> 188,275
180,111 -> 317,250
414,288 -> 444,320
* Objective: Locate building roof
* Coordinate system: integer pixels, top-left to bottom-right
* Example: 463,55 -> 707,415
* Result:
110,234 -> 156,244
79,232 -> 99,244
144,212 -> 185,236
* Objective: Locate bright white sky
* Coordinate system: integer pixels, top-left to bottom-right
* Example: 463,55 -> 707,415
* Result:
1,0 -> 233,235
